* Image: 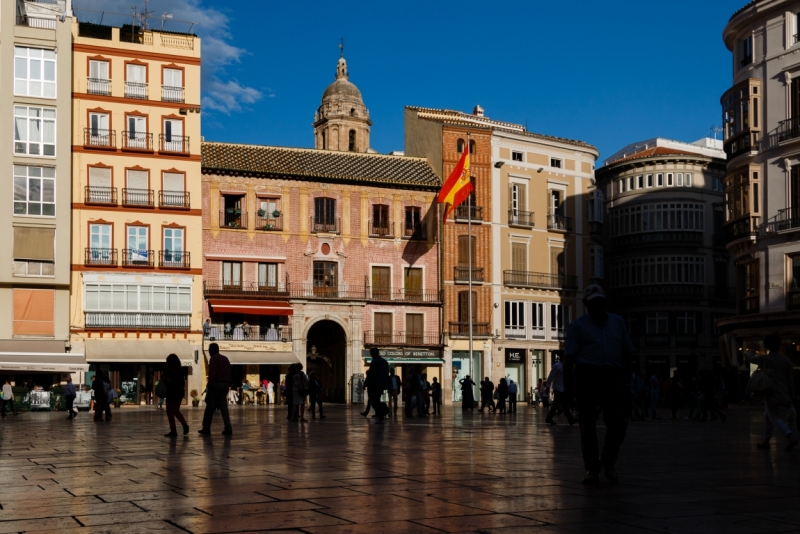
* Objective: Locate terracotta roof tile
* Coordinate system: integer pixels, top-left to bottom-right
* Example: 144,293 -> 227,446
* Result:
201,142 -> 442,189
606,146 -> 704,165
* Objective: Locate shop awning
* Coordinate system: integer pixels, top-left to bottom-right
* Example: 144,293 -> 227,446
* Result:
83,339 -> 195,363
221,351 -> 300,365
208,300 -> 293,316
0,353 -> 89,373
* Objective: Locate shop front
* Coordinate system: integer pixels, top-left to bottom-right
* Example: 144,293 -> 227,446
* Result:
504,348 -> 526,402
362,347 -> 444,403
0,340 -> 88,388
451,350 -> 481,404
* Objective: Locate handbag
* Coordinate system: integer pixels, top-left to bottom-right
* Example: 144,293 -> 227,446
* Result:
155,379 -> 168,398
746,368 -> 773,396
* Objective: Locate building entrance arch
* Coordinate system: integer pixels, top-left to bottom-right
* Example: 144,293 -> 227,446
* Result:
306,320 -> 347,403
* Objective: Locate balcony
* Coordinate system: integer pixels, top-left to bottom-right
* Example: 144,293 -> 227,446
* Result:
122,188 -> 154,207
724,215 -> 759,245
613,285 -> 705,300
159,250 -> 190,269
612,231 -> 703,250
162,86 -> 185,103
547,214 -> 573,232
220,210 -> 246,229
83,128 -> 115,149
504,327 -> 526,340
367,288 -> 441,303
290,284 -> 367,300
85,186 -> 117,205
368,222 -> 394,238
402,223 -> 425,240
206,324 -> 292,342
508,210 -> 535,228
778,117 -> 800,143
503,270 -> 577,290
550,329 -> 567,341
124,81 -> 148,100
448,322 -> 491,338
159,191 -> 190,209
761,207 -> 800,235
122,249 -> 154,268
454,265 -> 484,283
363,331 -> 442,347
77,22 -> 112,40
203,281 -> 289,298
85,312 -> 190,330
724,130 -> 759,158
453,205 -> 483,222
122,131 -> 153,151
87,78 -> 111,96
159,134 -> 189,154
84,248 -> 117,266
16,14 -> 57,30
256,213 -> 283,231
310,217 -> 341,235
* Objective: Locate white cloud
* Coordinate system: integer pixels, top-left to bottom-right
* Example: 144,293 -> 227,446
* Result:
73,0 -> 263,114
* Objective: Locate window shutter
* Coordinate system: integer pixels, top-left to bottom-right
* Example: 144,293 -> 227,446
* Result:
126,169 -> 148,190
407,314 -> 423,336
89,167 -> 111,188
13,227 -> 54,261
508,183 -> 514,212
13,289 -> 54,336
518,184 -> 526,212
512,243 -> 526,272
162,172 -> 184,192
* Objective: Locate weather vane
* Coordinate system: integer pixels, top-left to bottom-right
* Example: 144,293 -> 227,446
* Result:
339,36 -> 345,57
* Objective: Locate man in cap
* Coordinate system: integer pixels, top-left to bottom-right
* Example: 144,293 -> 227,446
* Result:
564,284 -> 634,485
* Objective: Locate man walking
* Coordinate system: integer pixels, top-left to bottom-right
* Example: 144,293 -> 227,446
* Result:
479,377 -> 495,412
199,343 -> 233,436
508,379 -> 518,413
365,347 -> 390,423
65,377 -> 77,419
546,359 -> 576,426
564,284 -> 634,485
1,380 -> 16,416
388,368 -> 401,417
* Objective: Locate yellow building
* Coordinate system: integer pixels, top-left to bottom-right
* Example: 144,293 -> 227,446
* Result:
69,21 -> 203,403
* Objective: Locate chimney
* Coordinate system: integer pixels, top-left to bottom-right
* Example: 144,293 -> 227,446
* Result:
472,105 -> 484,117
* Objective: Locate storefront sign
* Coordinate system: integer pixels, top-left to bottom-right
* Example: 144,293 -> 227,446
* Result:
215,342 -> 292,352
361,348 -> 441,359
505,348 -> 525,364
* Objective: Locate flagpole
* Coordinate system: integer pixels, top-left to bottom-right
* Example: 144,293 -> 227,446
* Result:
466,132 -> 474,406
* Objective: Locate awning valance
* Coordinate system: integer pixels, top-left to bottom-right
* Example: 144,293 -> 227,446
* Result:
83,339 -> 195,363
208,300 -> 293,316
220,351 -> 300,366
0,353 -> 88,373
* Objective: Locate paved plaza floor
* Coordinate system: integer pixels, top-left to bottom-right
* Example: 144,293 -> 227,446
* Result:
0,402 -> 798,533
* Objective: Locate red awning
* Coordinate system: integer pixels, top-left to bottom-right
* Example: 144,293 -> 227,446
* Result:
208,300 -> 293,316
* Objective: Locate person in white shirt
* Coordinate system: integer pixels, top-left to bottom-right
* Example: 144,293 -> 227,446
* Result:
1,380 -> 17,416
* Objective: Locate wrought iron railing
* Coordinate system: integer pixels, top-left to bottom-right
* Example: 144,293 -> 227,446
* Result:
547,214 -> 573,231
221,210 -> 246,229
448,322 -> 491,337
122,249 -> 154,268
124,81 -> 147,100
87,78 -> 111,96
368,222 -> 393,238
122,188 -> 154,207
85,186 -> 117,205
83,128 -> 115,148
402,223 -> 425,240
85,312 -> 189,330
508,210 -> 535,228
503,270 -> 577,290
363,331 -> 442,346
453,205 -> 483,222
162,86 -> 185,103
310,217 -> 340,234
159,191 -> 190,209
256,214 -> 282,231
454,265 -> 484,283
84,248 -> 117,266
159,250 -> 190,269
724,130 -> 758,158
761,207 -> 800,235
368,289 -> 441,303
290,284 -> 366,300
205,324 -> 292,342
724,215 -> 759,244
159,134 -> 189,154
17,15 -> 56,29
122,131 -> 152,150
203,281 -> 289,298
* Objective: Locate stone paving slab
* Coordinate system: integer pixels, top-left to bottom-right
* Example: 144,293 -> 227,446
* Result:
0,404 -> 796,533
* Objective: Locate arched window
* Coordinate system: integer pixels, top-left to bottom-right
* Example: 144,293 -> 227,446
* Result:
321,131 -> 326,150
348,129 -> 356,152
469,140 -> 476,154
457,138 -> 465,153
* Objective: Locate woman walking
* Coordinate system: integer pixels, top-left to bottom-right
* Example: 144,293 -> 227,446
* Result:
163,354 -> 189,437
495,378 -> 509,414
292,363 -> 309,422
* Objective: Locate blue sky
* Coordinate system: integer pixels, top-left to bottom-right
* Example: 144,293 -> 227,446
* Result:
79,0 -> 748,162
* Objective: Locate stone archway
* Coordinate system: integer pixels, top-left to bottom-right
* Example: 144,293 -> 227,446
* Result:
306,320 -> 347,403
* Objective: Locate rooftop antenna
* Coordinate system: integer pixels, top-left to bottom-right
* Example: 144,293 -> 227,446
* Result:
339,36 -> 345,57
161,11 -> 173,30
709,125 -> 723,140
139,0 -> 153,29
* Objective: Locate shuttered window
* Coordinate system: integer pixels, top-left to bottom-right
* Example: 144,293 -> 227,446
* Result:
13,227 -> 54,261
512,243 -> 526,272
13,289 -> 54,336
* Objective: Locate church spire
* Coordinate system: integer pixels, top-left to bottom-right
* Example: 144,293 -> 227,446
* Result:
336,38 -> 348,81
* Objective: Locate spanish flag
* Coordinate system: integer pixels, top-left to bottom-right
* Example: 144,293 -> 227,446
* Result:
437,146 -> 472,219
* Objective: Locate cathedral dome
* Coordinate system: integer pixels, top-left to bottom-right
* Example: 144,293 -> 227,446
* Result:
321,57 -> 363,102
314,52 -> 371,152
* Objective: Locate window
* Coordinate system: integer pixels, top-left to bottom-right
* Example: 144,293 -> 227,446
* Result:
504,301 -> 526,339
14,106 -> 56,156
549,189 -> 564,217
550,157 -> 562,168
686,173 -> 692,187
637,175 -> 643,189
512,242 -> 527,272
549,304 -> 570,338
259,263 -> 278,289
713,177 -> 723,192
404,206 -> 422,238
372,266 -> 390,299
676,312 -> 697,335
87,166 -> 113,204
531,302 -> 545,338
163,67 -> 182,88
84,284 -> 191,313
590,246 -> 604,279
13,289 -> 54,336
667,173 -> 674,186
161,172 -> 186,206
457,291 -> 477,323
646,312 -> 668,334
374,312 -> 393,344
89,224 -> 112,260
14,166 -> 55,216
724,168 -> 760,221
657,173 -> 663,187
458,235 -> 477,269
88,60 -> 110,95
313,261 -> 338,294
12,227 -> 55,277
457,138 -> 465,153
222,262 -> 242,287
740,35 -> 753,66
348,129 -> 356,152
372,204 -> 390,235
14,47 -> 56,98
627,177 -> 634,191
611,255 -> 705,287
646,174 -> 653,188
406,313 -> 424,344
313,197 -> 336,232
677,173 -> 683,186
125,115 -> 147,149
512,151 -> 523,162
162,118 -> 184,151
163,227 -> 184,255
609,203 -> 705,236
469,140 -> 475,154
125,169 -> 150,205
126,226 -> 149,264
125,63 -> 147,98
510,183 -> 527,216
618,179 -> 625,194
404,267 -> 423,300
737,260 -> 759,314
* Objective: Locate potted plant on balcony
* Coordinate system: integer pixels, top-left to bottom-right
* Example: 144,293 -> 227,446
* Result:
257,208 -> 266,217
262,223 -> 274,231
234,208 -> 242,215
190,389 -> 200,407
226,208 -> 234,214
272,209 -> 282,218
